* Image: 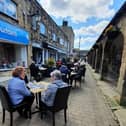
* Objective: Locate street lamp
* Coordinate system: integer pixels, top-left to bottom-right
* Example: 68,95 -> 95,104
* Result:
31,14 -> 41,30
27,11 -> 41,30
79,36 -> 81,58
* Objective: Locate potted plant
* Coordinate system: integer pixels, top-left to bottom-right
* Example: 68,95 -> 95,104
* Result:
45,58 -> 55,77
46,58 -> 55,67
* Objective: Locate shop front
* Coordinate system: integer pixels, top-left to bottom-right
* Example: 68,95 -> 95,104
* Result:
0,19 -> 29,72
32,42 -> 42,65
42,42 -> 58,64
58,49 -> 67,60
48,45 -> 58,61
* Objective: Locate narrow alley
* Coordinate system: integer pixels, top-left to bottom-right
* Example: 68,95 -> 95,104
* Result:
0,66 -> 119,126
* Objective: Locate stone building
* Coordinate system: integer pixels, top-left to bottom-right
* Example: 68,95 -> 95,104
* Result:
72,48 -> 88,60
0,0 -> 70,76
26,0 -> 70,65
60,20 -> 75,55
87,1 -> 126,105
0,0 -> 30,76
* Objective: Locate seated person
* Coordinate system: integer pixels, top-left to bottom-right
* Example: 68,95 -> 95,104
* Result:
59,63 -> 70,75
41,69 -> 68,107
7,66 -> 34,118
69,66 -> 82,86
29,61 -> 40,81
56,59 -> 62,69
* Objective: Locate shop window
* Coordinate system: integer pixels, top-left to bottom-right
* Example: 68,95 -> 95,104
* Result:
32,47 -> 42,65
0,44 -> 15,69
0,43 -> 27,69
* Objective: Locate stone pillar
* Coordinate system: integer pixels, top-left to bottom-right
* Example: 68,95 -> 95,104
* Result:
117,17 -> 126,105
92,50 -> 95,69
94,49 -> 98,71
90,51 -> 94,67
100,41 -> 105,79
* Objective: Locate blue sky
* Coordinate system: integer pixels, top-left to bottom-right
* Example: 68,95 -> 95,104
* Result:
38,0 -> 125,50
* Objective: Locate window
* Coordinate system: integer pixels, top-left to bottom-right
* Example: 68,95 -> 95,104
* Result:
0,43 -> 28,69
64,41 -> 67,48
0,0 -> 17,19
40,23 -> 46,35
60,38 -> 64,45
52,33 -> 56,41
0,43 -> 15,69
32,16 -> 37,30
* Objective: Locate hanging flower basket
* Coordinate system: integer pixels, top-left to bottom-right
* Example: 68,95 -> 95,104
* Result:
105,25 -> 120,39
107,30 -> 120,39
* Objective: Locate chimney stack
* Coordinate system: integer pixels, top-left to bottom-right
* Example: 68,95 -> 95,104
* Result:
62,20 -> 68,26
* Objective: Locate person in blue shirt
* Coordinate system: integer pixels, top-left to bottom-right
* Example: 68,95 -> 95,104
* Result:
41,70 -> 68,107
59,63 -> 70,83
59,63 -> 70,75
8,66 -> 34,118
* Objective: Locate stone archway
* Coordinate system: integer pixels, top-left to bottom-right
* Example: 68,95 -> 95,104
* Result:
102,32 -> 124,85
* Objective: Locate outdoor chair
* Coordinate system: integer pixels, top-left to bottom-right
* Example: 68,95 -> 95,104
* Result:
73,72 -> 82,87
29,63 -> 41,81
61,73 -> 69,83
69,69 -> 83,87
39,85 -> 72,126
80,65 -> 86,78
0,85 -> 31,126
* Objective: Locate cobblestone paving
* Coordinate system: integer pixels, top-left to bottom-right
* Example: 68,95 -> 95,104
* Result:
0,67 -> 119,126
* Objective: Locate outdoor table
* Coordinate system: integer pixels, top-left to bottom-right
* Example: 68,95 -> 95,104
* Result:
39,67 -> 48,78
70,67 -> 75,71
39,67 -> 47,71
69,72 -> 78,85
70,72 -> 77,75
27,81 -> 50,114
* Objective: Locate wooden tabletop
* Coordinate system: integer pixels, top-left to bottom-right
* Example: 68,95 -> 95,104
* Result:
30,88 -> 45,94
29,81 -> 50,94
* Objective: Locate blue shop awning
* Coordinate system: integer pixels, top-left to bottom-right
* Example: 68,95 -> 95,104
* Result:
0,19 -> 29,45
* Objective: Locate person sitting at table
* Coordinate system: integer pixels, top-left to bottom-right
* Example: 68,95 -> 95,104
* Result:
41,70 -> 68,108
56,59 -> 62,69
7,66 -> 34,118
69,66 -> 83,86
29,61 -> 40,81
59,63 -> 70,75
59,63 -> 70,83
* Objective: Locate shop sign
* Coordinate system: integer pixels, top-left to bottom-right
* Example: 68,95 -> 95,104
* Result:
0,19 -> 29,45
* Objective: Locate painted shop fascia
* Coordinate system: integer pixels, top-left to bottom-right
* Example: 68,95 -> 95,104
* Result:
0,19 -> 29,73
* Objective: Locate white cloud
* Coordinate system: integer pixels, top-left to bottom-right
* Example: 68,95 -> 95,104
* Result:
38,0 -> 115,23
37,0 -> 116,50
74,36 -> 97,50
74,20 -> 109,37
73,20 -> 109,49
